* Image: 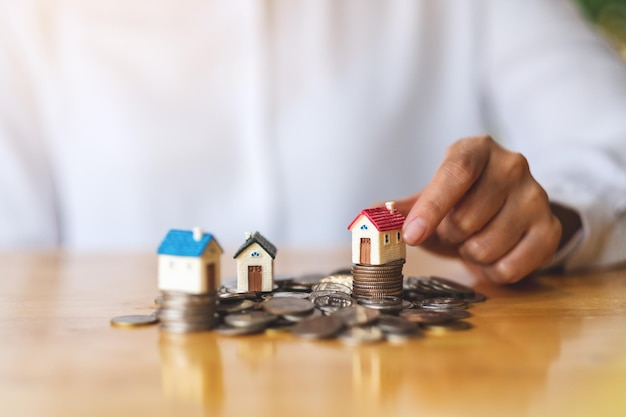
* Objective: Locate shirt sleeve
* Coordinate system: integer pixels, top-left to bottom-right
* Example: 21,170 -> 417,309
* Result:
0,3 -> 59,248
481,0 -> 626,270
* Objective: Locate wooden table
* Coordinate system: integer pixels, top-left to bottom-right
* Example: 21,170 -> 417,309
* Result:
2,248 -> 625,417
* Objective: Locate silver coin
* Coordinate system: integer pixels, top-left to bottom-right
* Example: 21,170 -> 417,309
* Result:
313,293 -> 353,309
352,274 -> 403,280
154,295 -> 164,307
111,314 -> 159,328
421,298 -> 468,310
353,288 -> 403,296
217,299 -> 257,314
319,273 -> 353,290
338,326 -> 384,345
403,291 -> 428,302
219,290 -> 259,301
290,315 -> 344,339
263,297 -> 315,316
357,296 -> 403,307
271,291 -> 312,299
376,315 -> 418,334
159,321 -> 217,333
283,308 -> 323,322
399,309 -> 454,324
331,305 -> 380,327
162,291 -> 218,301
352,265 -> 403,271
158,309 -> 216,321
356,294 -> 403,302
428,276 -> 475,295
403,276 -> 426,291
224,311 -> 277,328
354,259 -> 405,268
353,279 -> 403,286
311,282 -> 352,294
309,289 -> 348,302
431,309 -> 472,320
214,323 -> 266,336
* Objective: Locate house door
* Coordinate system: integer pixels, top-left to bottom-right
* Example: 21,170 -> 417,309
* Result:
248,266 -> 263,291
206,263 -> 216,291
360,238 -> 371,264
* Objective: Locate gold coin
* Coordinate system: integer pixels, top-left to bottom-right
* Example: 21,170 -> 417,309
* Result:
110,314 -> 159,328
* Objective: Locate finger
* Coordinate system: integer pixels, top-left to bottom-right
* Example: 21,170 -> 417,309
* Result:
456,200 -> 527,265
478,216 -> 561,284
418,232 -> 461,258
459,179 -> 552,265
403,137 -> 491,245
435,169 -> 508,245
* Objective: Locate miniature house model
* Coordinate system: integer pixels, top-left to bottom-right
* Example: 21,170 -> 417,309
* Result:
347,202 -> 406,265
157,227 -> 223,294
233,231 -> 277,292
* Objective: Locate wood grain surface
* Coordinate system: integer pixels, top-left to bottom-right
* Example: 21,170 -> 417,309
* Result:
1,248 -> 625,417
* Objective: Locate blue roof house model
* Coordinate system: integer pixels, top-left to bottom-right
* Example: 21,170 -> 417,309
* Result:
157,228 -> 223,294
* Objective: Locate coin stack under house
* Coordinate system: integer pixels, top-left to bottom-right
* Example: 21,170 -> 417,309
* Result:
348,202 -> 407,302
158,291 -> 218,333
352,259 -> 405,299
156,228 -> 221,333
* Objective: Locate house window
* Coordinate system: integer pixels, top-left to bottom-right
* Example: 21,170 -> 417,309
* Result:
360,224 -> 368,230
251,251 -> 260,257
397,232 -> 402,242
384,234 -> 390,245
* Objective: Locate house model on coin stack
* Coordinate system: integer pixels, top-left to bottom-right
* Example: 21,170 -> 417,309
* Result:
234,231 -> 277,292
347,202 -> 406,265
157,227 -> 223,294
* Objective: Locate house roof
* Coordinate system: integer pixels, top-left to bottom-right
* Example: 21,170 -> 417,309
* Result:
233,231 -> 277,259
347,206 -> 406,232
157,229 -> 223,257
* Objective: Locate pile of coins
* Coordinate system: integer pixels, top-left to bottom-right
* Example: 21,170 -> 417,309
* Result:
157,291 -> 219,333
352,259 -> 405,300
112,271 -> 486,344
212,272 -> 484,343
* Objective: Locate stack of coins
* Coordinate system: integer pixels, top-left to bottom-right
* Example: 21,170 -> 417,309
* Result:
113,270 -> 487,343
157,291 -> 218,333
351,259 -> 405,300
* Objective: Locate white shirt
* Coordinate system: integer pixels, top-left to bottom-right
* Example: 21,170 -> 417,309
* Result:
1,0 -> 625,271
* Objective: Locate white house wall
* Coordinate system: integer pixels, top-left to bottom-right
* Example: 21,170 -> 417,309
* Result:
350,216 -> 406,265
351,217 -> 380,264
236,242 -> 274,292
158,256 -> 204,293
158,241 -> 222,294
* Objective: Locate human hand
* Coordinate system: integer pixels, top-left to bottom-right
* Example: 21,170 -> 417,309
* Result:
397,135 -> 562,284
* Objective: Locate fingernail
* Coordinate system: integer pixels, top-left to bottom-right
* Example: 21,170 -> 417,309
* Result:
403,217 -> 428,244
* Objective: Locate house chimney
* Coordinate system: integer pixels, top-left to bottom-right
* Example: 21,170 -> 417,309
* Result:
192,227 -> 203,241
385,201 -> 396,214
245,231 -> 252,240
